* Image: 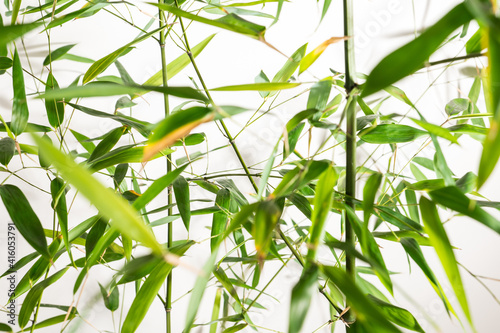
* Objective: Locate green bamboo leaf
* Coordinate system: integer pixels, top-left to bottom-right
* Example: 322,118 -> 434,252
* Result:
88,126 -> 126,162
272,160 -> 330,197
212,82 -> 300,91
222,324 -> 248,333
39,83 -> 206,101
85,218 -> 107,258
363,172 -> 382,224
429,186 -> 500,234
50,177 -> 73,264
411,119 -> 458,144
45,72 -> 65,128
121,261 -> 174,333
45,2 -> 110,30
345,205 -> 393,293
307,78 -> 332,111
213,267 -> 242,306
376,206 -> 423,232
359,124 -> 427,144
140,34 -> 215,88
307,165 -> 336,260
284,122 -> 305,160
82,25 -> 166,84
0,23 -> 40,49
172,133 -> 206,146
0,137 -> 15,166
18,267 -> 69,329
133,165 -> 188,210
43,44 -> 76,66
0,185 -> 50,258
446,98 -> 470,115
210,289 -> 222,333
373,231 -> 430,246
258,142 -> 279,198
99,283 -> 119,312
0,56 -> 12,70
255,70 -> 270,97
11,48 -> 29,135
289,264 -> 318,333
420,196 -> 472,324
299,37 -> 347,74
32,134 -> 165,256
211,188 -> 231,251
21,313 -> 76,332
144,106 -> 214,162
88,145 -> 172,172
173,176 -> 191,231
151,3 -> 266,39
320,265 -> 401,332
273,44 -> 307,83
367,295 -> 424,332
0,323 -> 12,332
68,103 -> 151,137
253,200 -> 282,262
478,24 -> 500,188
465,28 -> 485,54
362,3 -> 473,97
400,237 -> 455,316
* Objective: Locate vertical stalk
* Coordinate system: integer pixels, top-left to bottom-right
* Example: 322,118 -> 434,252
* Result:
158,2 -> 173,333
343,0 -> 357,326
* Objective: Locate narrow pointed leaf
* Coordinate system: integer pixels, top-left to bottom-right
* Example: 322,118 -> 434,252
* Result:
212,82 -> 300,91
211,188 -> 231,251
359,124 -> 427,144
289,265 -> 318,333
43,44 -> 76,66
363,172 -> 382,224
173,176 -> 191,231
0,23 -> 40,49
299,37 -> 348,74
50,177 -> 73,264
45,73 -> 65,128
11,48 -> 29,135
367,295 -> 424,332
0,137 -> 15,166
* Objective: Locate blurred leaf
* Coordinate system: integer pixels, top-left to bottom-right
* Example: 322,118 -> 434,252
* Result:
0,323 -> 12,332
0,185 -> 50,258
255,70 -> 270,98
152,3 -> 266,39
0,23 -> 40,50
18,267 -> 69,329
465,28 -> 485,54
284,122 -> 305,160
429,186 -> 500,234
362,3 -> 472,96
113,163 -> 128,186
320,265 -> 401,332
11,48 -> 29,135
307,78 -> 332,111
213,267 -> 241,306
210,288 -> 222,333
299,37 -> 348,74
45,72 -> 65,128
0,56 -> 12,70
367,295 -> 424,332
32,134 -> 165,255
0,137 -> 15,166
359,124 -> 426,144
273,160 -> 330,197
173,176 -> 191,231
223,324 -> 248,333
412,119 -> 458,144
45,2 -> 110,29
43,44 -> 76,66
420,196 -> 471,324
289,265 -> 318,333
446,98 -> 470,115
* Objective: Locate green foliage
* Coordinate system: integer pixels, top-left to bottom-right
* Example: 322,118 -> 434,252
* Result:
1,1 -> 499,332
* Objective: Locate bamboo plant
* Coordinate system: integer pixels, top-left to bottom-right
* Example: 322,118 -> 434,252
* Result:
0,0 -> 499,332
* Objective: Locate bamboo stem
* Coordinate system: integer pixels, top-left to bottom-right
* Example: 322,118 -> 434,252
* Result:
343,0 -> 357,327
157,2 -> 173,332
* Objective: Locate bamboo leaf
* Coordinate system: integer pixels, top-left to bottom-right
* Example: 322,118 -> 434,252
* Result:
50,177 -> 73,264
212,82 -> 300,91
420,196 -> 472,324
273,44 -> 307,83
18,267 -> 69,329
151,3 -> 266,39
367,295 -> 424,333
213,267 -> 242,306
0,185 -> 50,258
359,124 -> 427,144
412,119 -> 458,144
32,133 -> 165,256
39,83 -> 207,102
362,3 -> 473,96
253,200 -> 282,262
11,48 -> 29,135
0,23 -> 40,49
99,283 -> 119,312
88,126 -> 127,162
43,44 -> 76,66
299,37 -> 348,74
173,176 -> 191,231
0,137 -> 15,166
363,172 -> 382,224
210,289 -> 222,333
272,160 -> 330,197
320,265 -> 401,333
45,72 -> 65,128
428,186 -> 500,234
289,264 -> 318,333
211,188 -> 231,251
